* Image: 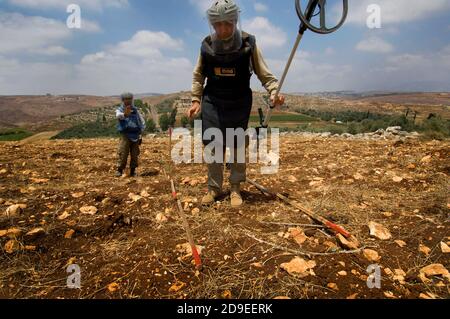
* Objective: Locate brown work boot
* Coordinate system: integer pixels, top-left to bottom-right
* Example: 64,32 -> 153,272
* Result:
230,184 -> 243,208
202,189 -> 220,206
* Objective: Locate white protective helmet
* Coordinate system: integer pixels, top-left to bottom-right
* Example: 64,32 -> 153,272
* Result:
207,0 -> 243,54
207,0 -> 240,24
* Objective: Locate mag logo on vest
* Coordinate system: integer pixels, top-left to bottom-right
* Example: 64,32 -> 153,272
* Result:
171,120 -> 280,175
214,67 -> 236,77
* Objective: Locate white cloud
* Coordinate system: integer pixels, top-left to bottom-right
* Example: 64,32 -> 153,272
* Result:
31,46 -> 70,56
81,19 -> 102,33
324,47 -> 335,55
259,53 -> 353,93
0,12 -> 70,55
77,29 -> 193,94
356,37 -> 394,53
364,48 -> 450,90
385,47 -> 450,72
254,3 -> 268,13
346,0 -> 450,26
0,30 -> 193,95
348,45 -> 450,91
441,44 -> 450,54
242,17 -> 287,51
189,0 -> 212,15
439,45 -> 450,68
109,31 -> 183,58
75,55 -> 192,95
82,30 -> 184,64
7,0 -> 129,11
0,12 -> 100,56
253,42 -> 450,93
0,55 -> 75,94
386,54 -> 427,70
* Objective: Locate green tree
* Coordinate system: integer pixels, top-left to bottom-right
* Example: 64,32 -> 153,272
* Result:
156,98 -> 176,113
142,102 -> 149,114
180,116 -> 189,128
134,99 -> 144,108
169,107 -> 178,127
347,122 -> 358,135
159,113 -> 170,132
146,118 -> 157,133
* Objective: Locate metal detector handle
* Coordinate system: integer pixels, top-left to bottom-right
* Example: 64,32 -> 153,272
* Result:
261,0 -> 348,129
258,108 -> 265,127
262,0 -> 320,128
296,0 -> 348,35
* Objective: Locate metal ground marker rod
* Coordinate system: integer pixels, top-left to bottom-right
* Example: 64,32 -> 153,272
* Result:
246,178 -> 351,238
170,179 -> 203,269
168,127 -> 203,269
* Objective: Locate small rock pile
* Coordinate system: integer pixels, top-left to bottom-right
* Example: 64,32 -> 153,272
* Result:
280,126 -> 420,140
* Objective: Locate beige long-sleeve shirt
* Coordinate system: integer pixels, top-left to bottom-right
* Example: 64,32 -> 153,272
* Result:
191,43 -> 279,103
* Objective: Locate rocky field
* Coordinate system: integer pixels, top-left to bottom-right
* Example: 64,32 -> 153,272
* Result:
0,134 -> 448,299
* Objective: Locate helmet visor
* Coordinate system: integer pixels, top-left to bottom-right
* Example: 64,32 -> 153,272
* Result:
208,17 -> 242,54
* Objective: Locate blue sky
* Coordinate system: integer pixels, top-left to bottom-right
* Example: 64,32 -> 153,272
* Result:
0,0 -> 449,95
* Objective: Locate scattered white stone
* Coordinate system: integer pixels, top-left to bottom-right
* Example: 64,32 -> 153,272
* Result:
280,257 -> 316,278
25,227 -> 45,238
363,249 -> 381,262
392,176 -> 403,183
440,242 -> 450,253
395,240 -> 407,248
4,204 -> 27,217
57,211 -> 71,220
128,193 -> 142,202
79,206 -> 98,215
337,234 -> 360,250
156,213 -> 168,223
419,244 -> 431,256
368,221 -> 392,240
420,155 -> 432,163
419,264 -> 450,283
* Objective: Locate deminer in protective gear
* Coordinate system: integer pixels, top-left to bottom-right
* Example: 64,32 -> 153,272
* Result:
188,0 -> 285,208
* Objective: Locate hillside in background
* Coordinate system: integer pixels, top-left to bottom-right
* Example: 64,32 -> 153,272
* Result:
0,91 -> 449,142
0,95 -> 119,129
1,91 -> 449,129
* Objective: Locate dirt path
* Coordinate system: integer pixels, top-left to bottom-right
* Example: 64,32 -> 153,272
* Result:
18,131 -> 60,145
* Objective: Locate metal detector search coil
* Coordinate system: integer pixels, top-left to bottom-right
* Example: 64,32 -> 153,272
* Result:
258,0 -> 349,130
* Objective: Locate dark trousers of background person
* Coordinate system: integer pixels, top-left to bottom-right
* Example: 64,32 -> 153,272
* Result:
117,134 -> 140,172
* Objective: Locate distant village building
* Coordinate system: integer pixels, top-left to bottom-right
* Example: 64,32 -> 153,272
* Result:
173,95 -> 191,114
58,96 -> 79,102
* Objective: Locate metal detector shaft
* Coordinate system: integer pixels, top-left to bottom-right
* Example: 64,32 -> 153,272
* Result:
247,178 -> 351,238
261,0 -> 318,129
262,32 -> 304,128
261,0 -> 346,129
